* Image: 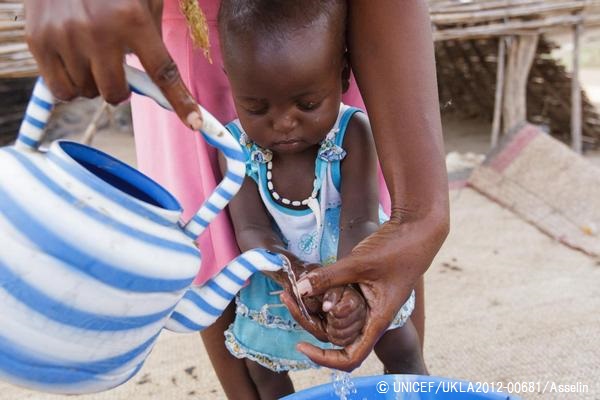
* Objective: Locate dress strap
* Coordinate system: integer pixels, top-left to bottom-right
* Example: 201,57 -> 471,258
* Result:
331,105 -> 363,191
226,121 -> 260,183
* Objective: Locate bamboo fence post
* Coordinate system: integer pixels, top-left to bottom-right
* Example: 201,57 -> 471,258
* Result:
502,34 -> 539,133
571,22 -> 583,153
81,102 -> 109,146
491,36 -> 506,147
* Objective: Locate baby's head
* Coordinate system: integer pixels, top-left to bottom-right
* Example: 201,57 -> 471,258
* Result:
218,0 -> 348,154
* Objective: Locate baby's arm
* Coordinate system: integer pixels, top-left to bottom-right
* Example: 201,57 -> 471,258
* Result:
337,112 -> 381,258
217,152 -> 313,285
325,112 -> 381,345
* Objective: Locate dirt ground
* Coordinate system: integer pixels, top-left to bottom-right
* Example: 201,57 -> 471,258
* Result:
1,40 -> 600,399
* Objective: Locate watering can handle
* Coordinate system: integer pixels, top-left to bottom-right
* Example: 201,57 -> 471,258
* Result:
15,64 -> 247,240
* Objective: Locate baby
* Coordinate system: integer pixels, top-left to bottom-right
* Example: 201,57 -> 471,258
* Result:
215,1 -> 424,398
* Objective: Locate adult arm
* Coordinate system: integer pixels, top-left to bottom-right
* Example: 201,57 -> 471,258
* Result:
24,0 -> 202,129
291,0 -> 450,371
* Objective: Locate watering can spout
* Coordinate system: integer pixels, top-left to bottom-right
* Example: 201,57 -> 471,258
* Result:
165,248 -> 285,333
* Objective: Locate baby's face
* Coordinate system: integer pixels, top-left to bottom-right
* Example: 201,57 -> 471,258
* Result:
224,22 -> 344,155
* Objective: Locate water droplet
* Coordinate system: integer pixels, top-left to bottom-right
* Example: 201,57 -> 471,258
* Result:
331,370 -> 356,400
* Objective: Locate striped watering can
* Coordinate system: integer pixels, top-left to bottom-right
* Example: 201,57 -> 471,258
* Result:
0,65 -> 287,394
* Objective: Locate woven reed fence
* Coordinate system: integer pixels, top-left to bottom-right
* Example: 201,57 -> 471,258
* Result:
1,0 -> 600,148
0,1 -> 28,78
0,0 -> 32,142
430,0 -> 600,40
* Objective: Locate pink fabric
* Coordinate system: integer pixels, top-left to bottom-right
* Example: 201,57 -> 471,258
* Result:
130,0 -> 237,285
130,0 -> 390,285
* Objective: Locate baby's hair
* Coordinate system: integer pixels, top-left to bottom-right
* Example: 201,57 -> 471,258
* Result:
218,0 -> 347,58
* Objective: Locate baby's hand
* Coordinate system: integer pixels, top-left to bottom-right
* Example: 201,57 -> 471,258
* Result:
322,285 -> 367,346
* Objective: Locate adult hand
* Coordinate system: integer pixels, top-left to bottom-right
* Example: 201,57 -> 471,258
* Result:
283,215 -> 448,371
24,0 -> 202,130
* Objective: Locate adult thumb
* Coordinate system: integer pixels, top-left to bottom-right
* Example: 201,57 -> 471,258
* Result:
297,255 -> 365,297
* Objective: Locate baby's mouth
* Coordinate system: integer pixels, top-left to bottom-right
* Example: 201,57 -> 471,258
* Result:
272,139 -> 304,151
274,138 -> 302,145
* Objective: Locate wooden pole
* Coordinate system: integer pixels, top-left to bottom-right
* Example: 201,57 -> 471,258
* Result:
433,14 -> 586,42
502,34 -> 539,133
571,22 -> 583,153
431,2 -> 586,25
491,36 -> 506,147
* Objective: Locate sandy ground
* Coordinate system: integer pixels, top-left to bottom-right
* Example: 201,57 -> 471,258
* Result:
1,56 -> 600,399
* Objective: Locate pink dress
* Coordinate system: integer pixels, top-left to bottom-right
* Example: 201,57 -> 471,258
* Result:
129,0 -> 390,284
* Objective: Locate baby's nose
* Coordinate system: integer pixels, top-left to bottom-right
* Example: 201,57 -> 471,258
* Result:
272,114 -> 297,133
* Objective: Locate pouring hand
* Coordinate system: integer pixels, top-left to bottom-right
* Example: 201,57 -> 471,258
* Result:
24,0 -> 202,130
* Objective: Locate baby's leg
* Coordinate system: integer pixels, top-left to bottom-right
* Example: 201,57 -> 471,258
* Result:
245,359 -> 294,399
200,301 -> 261,399
374,320 -> 428,375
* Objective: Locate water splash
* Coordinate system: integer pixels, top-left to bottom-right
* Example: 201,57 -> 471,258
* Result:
331,370 -> 357,400
280,255 -> 310,320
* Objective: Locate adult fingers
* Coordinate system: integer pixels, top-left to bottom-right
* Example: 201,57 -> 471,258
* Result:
297,311 -> 388,371
24,0 -> 132,103
128,13 -> 202,131
147,0 -> 164,35
24,14 -> 78,100
297,256 -> 371,297
59,40 -> 99,99
296,338 -> 370,372
31,51 -> 79,101
90,54 -> 128,105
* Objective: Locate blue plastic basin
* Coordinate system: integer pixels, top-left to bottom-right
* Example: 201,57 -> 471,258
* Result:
283,375 -> 518,400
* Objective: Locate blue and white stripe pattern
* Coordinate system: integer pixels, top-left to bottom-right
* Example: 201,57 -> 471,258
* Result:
0,65 -> 285,394
14,77 -> 53,151
166,248 -> 284,333
124,65 -> 247,239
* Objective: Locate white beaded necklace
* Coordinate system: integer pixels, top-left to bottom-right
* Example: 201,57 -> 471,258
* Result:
265,160 -> 318,208
239,125 -> 346,229
266,160 -> 323,227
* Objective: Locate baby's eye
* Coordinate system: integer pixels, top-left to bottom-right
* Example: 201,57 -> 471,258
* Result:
244,106 -> 268,115
297,101 -> 320,111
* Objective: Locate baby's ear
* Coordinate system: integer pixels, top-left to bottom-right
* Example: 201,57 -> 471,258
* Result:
341,53 -> 351,94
